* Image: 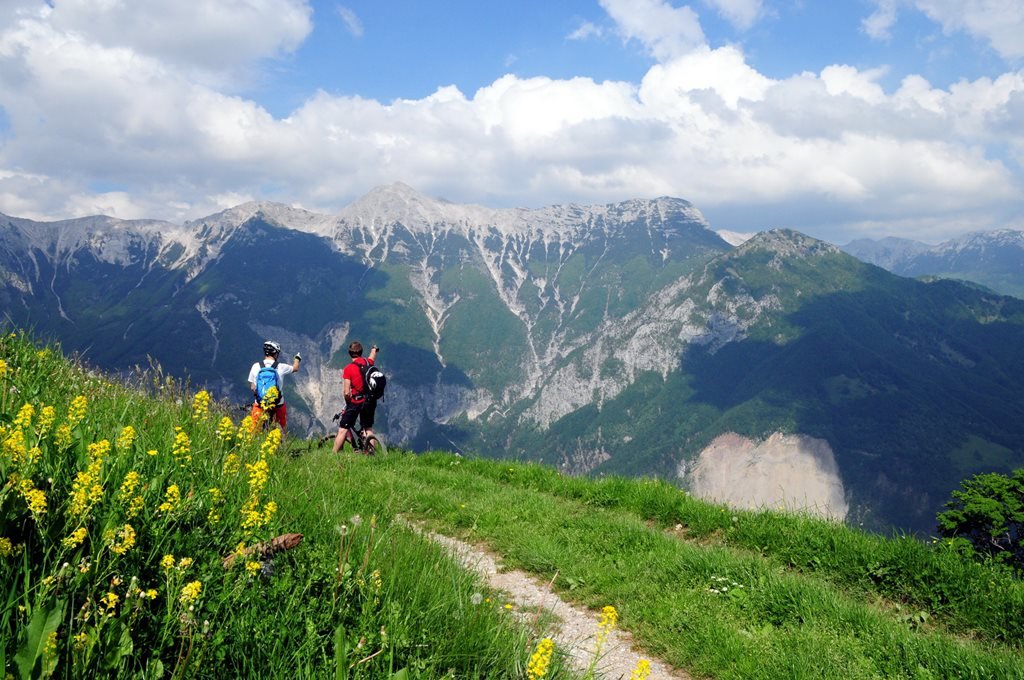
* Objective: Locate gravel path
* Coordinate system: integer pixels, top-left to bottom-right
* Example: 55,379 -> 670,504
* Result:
420,527 -> 691,680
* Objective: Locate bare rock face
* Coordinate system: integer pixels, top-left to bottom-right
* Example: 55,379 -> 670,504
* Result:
685,432 -> 849,521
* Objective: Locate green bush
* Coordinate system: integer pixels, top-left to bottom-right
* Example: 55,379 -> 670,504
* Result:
937,469 -> 1024,572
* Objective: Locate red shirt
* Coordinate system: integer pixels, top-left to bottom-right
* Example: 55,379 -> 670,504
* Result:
342,357 -> 374,403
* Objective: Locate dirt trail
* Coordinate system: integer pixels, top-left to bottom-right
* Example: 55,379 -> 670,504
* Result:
421,528 -> 691,680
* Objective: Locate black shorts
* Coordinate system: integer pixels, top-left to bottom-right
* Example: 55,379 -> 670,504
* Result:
338,398 -> 376,429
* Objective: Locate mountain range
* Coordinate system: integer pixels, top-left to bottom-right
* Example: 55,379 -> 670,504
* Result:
843,230 -> 1024,298
2,183 -> 1023,533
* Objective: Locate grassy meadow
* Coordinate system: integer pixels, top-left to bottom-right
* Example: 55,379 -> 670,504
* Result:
2,331 -> 1023,679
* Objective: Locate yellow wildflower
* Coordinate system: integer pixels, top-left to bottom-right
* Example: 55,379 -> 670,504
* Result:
147,449 -> 158,457
191,390 -> 212,420
630,659 -> 651,680
260,386 -> 280,412
157,484 -> 181,514
62,527 -> 88,548
105,524 -> 136,555
179,580 -> 202,605
245,561 -> 261,575
581,605 -> 619,678
144,589 -> 158,600
261,427 -> 281,457
87,439 -> 111,462
13,403 -> 35,430
118,471 -> 141,499
43,631 -> 57,656
68,470 -> 95,517
171,427 -> 191,465
262,500 -> 278,524
69,443 -> 107,518
526,638 -> 554,680
0,537 -> 14,557
223,453 -> 241,475
73,631 -> 89,650
207,487 -> 224,524
19,478 -> 47,516
118,471 -> 145,518
0,358 -> 7,378
37,406 -> 56,434
241,507 -> 264,531
177,557 -> 193,571
67,395 -> 88,428
245,459 -> 269,493
116,425 -> 136,451
160,554 -> 175,570
237,416 -> 255,441
598,605 -> 618,639
26,446 -> 41,465
128,495 -> 144,518
216,416 -> 235,442
54,424 -> 72,449
3,428 -> 27,466
101,591 -> 119,612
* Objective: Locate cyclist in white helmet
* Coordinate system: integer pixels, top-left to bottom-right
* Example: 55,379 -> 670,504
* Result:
247,340 -> 301,432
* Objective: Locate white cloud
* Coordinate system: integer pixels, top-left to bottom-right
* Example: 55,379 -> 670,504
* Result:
336,5 -> 363,37
702,0 -> 764,31
45,0 -> 312,86
599,0 -> 705,62
567,20 -> 603,41
0,0 -> 1022,244
864,0 -> 1024,60
916,0 -> 1024,60
862,0 -> 899,39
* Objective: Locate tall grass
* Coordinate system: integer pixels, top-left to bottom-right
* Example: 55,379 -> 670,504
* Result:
5,331 -> 1023,679
0,332 -> 568,678
336,453 -> 1024,679
411,454 -> 1024,645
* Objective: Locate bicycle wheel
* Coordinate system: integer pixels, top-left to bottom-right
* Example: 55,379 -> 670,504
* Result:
364,435 -> 386,456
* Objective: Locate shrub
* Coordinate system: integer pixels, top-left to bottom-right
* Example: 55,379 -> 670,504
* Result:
937,469 -> 1024,572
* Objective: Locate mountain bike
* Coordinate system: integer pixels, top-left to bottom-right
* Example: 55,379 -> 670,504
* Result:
324,412 -> 386,456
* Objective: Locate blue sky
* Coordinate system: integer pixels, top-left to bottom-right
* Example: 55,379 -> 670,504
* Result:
261,1 -> 1006,109
0,0 -> 1022,244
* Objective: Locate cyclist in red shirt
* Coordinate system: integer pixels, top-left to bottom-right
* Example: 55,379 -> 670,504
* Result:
331,340 -> 379,453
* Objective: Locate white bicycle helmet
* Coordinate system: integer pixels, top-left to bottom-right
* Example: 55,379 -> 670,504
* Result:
263,340 -> 282,357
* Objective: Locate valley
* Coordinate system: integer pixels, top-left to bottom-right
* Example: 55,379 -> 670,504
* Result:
2,183 -> 1023,534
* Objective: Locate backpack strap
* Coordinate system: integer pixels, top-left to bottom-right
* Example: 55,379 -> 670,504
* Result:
351,357 -> 369,397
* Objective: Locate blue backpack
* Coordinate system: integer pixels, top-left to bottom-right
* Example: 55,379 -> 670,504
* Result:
254,360 -> 282,408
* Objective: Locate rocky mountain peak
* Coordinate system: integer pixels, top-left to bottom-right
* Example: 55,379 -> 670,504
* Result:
185,201 -> 336,238
942,228 -> 1024,253
737,228 -> 839,258
338,182 -> 464,231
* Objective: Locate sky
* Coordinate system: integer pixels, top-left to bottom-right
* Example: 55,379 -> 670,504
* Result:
0,1 -> 1023,244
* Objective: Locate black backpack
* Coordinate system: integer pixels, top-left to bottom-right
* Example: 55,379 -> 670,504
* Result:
354,358 -> 386,399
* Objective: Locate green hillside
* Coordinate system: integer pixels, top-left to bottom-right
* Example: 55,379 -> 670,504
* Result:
4,209 -> 1024,537
478,231 -> 1024,534
3,332 -> 1023,679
